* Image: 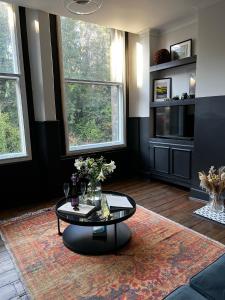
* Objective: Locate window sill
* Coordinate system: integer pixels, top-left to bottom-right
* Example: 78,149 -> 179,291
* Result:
64,142 -> 127,157
0,153 -> 32,165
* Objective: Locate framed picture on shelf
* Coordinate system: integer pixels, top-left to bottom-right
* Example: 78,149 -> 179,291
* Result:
153,78 -> 172,102
170,39 -> 192,60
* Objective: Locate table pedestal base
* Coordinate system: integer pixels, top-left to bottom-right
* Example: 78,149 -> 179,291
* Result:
62,223 -> 131,255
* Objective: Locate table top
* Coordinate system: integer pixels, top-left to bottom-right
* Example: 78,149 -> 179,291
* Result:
55,191 -> 136,226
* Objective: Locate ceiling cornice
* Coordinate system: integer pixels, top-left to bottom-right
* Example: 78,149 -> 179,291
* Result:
157,16 -> 198,36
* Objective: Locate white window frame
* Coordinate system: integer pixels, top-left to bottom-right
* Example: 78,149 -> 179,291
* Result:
0,3 -> 31,164
57,17 -> 126,155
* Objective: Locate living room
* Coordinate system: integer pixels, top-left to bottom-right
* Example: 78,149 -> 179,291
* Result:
1,0 -> 225,299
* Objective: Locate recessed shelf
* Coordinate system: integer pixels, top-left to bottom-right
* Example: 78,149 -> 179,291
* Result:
151,99 -> 195,107
150,55 -> 197,73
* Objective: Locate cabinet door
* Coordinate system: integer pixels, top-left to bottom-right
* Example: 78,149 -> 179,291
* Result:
171,147 -> 192,179
152,146 -> 170,174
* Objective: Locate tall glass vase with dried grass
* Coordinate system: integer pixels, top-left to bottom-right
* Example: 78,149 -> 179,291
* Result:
199,166 -> 225,213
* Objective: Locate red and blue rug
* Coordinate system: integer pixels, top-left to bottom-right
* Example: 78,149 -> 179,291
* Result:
0,206 -> 224,299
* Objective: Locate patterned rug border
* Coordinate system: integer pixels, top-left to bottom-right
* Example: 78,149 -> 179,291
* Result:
0,205 -> 55,299
139,204 -> 225,248
0,230 -> 32,299
0,206 -> 55,226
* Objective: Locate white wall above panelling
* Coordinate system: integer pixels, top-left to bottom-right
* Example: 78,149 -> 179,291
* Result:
128,32 -> 150,117
149,21 -> 198,102
158,21 -> 198,56
5,0 -> 223,33
26,9 -> 56,121
196,0 -> 225,97
160,65 -> 196,98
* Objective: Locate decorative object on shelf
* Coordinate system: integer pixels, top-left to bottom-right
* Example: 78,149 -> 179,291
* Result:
189,73 -> 196,96
74,156 -> 116,205
153,78 -> 172,102
199,166 -> 225,213
172,95 -> 180,100
181,92 -> 188,100
153,49 -> 170,65
170,39 -> 192,60
64,0 -> 103,15
150,55 -> 197,73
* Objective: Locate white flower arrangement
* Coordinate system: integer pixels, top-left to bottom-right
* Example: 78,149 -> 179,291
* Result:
74,156 -> 116,184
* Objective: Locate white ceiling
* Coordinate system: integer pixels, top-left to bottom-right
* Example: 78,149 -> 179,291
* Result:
6,0 -> 224,33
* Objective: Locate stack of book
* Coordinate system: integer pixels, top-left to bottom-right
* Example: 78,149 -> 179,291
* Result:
57,202 -> 95,217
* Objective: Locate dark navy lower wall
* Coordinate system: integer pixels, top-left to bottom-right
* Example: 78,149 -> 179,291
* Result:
128,117 -> 150,176
0,120 -> 132,209
190,95 -> 225,200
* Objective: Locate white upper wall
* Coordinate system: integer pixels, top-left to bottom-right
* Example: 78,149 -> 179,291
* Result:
158,21 -> 198,56
148,21 -> 198,101
128,32 -> 150,117
26,9 -> 56,121
196,0 -> 225,97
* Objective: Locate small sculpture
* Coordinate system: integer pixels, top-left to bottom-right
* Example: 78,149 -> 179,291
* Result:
181,93 -> 188,100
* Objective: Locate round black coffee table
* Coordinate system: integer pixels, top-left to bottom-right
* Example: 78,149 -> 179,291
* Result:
55,191 -> 136,255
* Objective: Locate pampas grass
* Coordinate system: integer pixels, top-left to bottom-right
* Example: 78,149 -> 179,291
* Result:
199,166 -> 225,195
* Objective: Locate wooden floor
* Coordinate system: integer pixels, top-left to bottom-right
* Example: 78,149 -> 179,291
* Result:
1,177 -> 225,299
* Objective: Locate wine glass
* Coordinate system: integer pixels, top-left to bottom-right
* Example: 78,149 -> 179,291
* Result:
63,182 -> 70,201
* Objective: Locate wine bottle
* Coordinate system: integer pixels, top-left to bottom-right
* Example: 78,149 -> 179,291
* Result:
70,173 -> 79,208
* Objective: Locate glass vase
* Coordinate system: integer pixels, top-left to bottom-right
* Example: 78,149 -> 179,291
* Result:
208,193 -> 224,213
87,180 -> 102,207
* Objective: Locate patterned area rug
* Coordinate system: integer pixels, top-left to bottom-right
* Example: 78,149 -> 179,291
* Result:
0,206 -> 225,300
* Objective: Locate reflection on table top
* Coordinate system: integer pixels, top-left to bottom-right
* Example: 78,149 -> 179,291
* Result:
55,191 -> 136,226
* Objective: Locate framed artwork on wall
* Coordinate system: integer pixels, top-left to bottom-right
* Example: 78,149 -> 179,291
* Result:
153,78 -> 172,102
170,39 -> 192,60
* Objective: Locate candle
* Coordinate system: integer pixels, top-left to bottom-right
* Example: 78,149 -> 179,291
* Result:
189,74 -> 196,96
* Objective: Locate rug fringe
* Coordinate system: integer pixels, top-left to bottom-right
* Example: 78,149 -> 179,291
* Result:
0,206 -> 55,226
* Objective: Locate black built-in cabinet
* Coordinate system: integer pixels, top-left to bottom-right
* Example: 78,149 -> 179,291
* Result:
149,138 -> 194,187
148,56 -> 197,188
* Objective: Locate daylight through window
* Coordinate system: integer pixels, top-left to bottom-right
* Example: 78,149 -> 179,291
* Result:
0,2 -> 30,162
60,17 -> 125,152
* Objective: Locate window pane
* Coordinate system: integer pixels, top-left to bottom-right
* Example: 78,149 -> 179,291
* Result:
61,18 -> 112,81
0,3 -> 17,74
0,79 -> 23,155
65,83 -> 122,149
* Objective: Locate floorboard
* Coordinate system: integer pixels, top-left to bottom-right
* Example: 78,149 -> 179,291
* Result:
0,177 -> 225,299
